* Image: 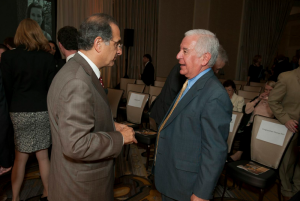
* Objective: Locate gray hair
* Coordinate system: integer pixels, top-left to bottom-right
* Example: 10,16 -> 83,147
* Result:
78,13 -> 118,50
185,29 -> 219,67
217,45 -> 228,63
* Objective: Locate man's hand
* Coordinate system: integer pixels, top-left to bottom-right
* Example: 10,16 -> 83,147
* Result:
0,166 -> 12,176
120,126 -> 138,144
190,194 -> 208,201
114,122 -> 127,132
285,119 -> 298,133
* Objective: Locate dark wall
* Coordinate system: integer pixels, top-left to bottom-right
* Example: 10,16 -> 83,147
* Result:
0,0 -> 20,42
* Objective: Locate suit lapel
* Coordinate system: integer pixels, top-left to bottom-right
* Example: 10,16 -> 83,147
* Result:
162,70 -> 215,130
73,53 -> 109,106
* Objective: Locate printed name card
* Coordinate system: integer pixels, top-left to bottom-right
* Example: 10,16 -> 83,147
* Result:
230,114 -> 237,132
256,120 -> 288,146
128,94 -> 145,108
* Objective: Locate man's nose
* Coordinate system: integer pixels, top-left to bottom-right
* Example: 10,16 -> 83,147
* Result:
176,50 -> 182,60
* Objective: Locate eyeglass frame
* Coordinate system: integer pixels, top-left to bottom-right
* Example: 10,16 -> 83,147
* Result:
110,39 -> 123,49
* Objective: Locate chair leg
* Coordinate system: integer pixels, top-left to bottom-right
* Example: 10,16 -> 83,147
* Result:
277,179 -> 282,201
126,144 -> 130,161
221,173 -> 228,200
259,189 -> 265,201
239,181 -> 243,190
146,145 -> 150,170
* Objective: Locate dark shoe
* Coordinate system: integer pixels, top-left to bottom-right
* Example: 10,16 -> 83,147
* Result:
40,196 -> 48,201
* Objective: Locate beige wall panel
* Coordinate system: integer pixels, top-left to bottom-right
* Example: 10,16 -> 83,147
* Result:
156,0 -> 195,77
209,0 -> 244,80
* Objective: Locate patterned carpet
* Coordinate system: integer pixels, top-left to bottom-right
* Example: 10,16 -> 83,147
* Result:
0,144 -> 281,201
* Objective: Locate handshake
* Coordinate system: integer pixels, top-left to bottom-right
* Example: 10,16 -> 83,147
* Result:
115,122 -> 138,144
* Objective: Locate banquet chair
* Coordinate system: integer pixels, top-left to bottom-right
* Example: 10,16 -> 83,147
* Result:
222,115 -> 294,201
156,77 -> 167,82
154,81 -> 165,87
136,79 -> 145,85
233,80 -> 247,86
106,88 -> 123,119
238,90 -> 260,100
243,86 -> 262,93
120,78 -> 135,98
227,112 -> 244,153
250,82 -> 266,88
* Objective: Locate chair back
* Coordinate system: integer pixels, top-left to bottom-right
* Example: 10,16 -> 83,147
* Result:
150,95 -> 157,106
136,79 -> 145,85
120,78 -> 135,98
238,90 -> 260,100
154,81 -> 165,87
251,115 -> 294,169
149,86 -> 162,107
107,88 -> 123,119
244,98 -> 251,104
243,86 -> 262,93
156,77 -> 167,82
126,92 -> 149,124
235,84 -> 242,90
219,79 -> 226,84
126,83 -> 145,99
233,80 -> 247,86
227,112 -> 243,153
250,82 -> 266,87
144,85 -> 150,94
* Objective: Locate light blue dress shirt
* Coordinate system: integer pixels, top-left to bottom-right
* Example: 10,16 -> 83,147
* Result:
180,68 -> 211,101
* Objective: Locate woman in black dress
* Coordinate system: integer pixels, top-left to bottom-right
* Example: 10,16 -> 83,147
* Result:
1,18 -> 56,201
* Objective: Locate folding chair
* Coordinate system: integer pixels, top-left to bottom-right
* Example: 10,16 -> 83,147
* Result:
227,112 -> 244,153
222,115 -> 294,201
156,77 -> 167,82
243,86 -> 262,93
136,79 -> 145,85
238,90 -> 260,100
154,81 -> 165,87
120,78 -> 135,98
106,88 -> 123,119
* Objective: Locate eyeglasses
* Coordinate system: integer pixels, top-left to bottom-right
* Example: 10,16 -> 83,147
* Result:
110,39 -> 123,49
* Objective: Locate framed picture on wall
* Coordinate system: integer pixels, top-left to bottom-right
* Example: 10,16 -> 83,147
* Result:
0,0 -> 57,43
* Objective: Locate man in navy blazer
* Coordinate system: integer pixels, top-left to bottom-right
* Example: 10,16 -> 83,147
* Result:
154,29 -> 232,201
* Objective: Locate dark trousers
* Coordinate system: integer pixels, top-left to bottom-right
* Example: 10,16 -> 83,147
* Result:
238,124 -> 253,160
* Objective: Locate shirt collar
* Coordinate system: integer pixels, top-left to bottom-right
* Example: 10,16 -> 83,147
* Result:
187,68 -> 211,89
145,61 -> 149,66
66,53 -> 76,62
78,51 -> 101,79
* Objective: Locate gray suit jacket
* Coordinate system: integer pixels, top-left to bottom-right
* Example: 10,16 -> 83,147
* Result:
47,53 -> 123,201
154,69 -> 232,200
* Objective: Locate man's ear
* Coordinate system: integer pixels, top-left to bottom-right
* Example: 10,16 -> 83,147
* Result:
94,37 -> 103,53
201,53 -> 212,66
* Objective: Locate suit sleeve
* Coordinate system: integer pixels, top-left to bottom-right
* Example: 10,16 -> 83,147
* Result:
0,53 -> 13,105
0,71 -> 14,168
268,74 -> 290,124
58,79 -> 123,161
193,94 -> 231,199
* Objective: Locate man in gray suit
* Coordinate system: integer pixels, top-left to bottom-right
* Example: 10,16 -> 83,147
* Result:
154,29 -> 232,201
47,13 -> 137,201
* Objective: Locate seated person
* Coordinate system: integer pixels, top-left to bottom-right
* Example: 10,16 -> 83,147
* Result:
229,80 -> 276,161
223,80 -> 244,112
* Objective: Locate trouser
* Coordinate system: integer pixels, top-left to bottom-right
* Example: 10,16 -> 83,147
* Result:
162,194 -> 178,201
280,132 -> 300,197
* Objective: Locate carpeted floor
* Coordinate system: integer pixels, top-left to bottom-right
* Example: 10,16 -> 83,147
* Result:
0,144 -> 282,201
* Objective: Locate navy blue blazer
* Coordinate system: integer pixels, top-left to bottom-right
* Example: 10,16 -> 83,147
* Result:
154,69 -> 232,200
